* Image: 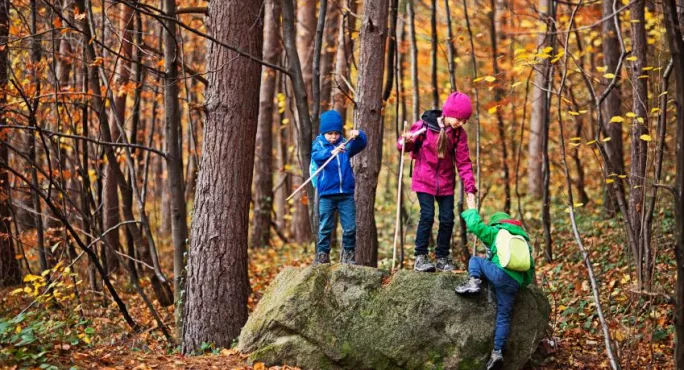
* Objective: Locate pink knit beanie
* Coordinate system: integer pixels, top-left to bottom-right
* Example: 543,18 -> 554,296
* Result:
442,92 -> 473,120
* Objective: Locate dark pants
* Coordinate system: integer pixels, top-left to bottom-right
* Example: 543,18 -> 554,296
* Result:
469,256 -> 520,351
415,192 -> 454,258
317,194 -> 356,254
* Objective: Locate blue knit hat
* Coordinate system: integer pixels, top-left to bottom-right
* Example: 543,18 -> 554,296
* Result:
319,110 -> 344,134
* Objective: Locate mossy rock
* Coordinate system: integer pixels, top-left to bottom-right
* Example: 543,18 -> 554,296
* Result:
238,264 -> 549,370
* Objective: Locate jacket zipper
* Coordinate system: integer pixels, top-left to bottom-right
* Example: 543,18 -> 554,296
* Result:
336,154 -> 343,193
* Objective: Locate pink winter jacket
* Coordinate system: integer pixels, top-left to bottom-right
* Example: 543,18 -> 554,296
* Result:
397,119 -> 477,196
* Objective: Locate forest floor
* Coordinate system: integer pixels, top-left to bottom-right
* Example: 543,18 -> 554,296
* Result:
0,199 -> 676,369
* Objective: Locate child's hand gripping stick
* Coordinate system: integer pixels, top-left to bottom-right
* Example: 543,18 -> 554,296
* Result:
399,127 -> 427,146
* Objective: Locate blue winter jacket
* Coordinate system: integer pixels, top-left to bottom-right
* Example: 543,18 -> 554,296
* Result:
311,131 -> 368,197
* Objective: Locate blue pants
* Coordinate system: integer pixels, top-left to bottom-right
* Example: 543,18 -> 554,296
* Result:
317,194 -> 356,254
469,256 -> 520,351
415,192 -> 454,258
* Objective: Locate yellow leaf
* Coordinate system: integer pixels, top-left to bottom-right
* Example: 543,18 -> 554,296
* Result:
626,56 -> 638,61
484,76 -> 496,83
626,112 -> 636,118
511,82 -> 521,88
586,140 -> 597,145
16,325 -> 21,334
615,329 -> 626,342
570,143 -> 581,147
596,65 -> 607,72
253,363 -> 266,370
473,77 -> 484,83
651,107 -> 660,113
574,202 -> 584,207
639,134 -> 652,142
659,91 -> 668,97
579,110 -> 588,114
642,66 -> 654,71
23,274 -> 41,283
569,137 -> 581,141
610,116 -> 624,123
606,179 -> 615,184
618,174 -> 627,178
602,137 -> 611,142
568,110 -> 579,116
603,73 -> 616,79
10,288 -> 24,296
637,117 -> 645,123
543,46 -> 553,53
488,106 -> 498,114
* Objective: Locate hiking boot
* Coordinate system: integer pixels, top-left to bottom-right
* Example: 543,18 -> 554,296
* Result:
486,349 -> 503,370
341,249 -> 356,265
413,254 -> 436,272
313,251 -> 330,265
455,276 -> 482,294
435,256 -> 456,272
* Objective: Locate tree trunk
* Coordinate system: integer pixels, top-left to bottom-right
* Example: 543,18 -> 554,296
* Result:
103,2 -> 135,274
292,0 -> 316,244
430,0 -> 439,108
0,0 -> 21,286
629,0 -> 649,289
601,0 -> 625,217
252,0 -> 281,248
30,0 -> 48,273
488,0 -> 510,213
181,0 -> 262,353
320,1 -> 339,111
407,0 -> 420,122
661,0 -> 684,365
332,0 -> 358,123
527,0 -> 550,199
162,0 -> 188,339
353,0 -> 389,267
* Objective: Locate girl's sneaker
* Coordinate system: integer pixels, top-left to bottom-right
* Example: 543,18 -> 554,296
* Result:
413,255 -> 436,272
435,256 -> 456,272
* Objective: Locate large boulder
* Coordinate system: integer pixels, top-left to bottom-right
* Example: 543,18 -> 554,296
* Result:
238,264 -> 549,370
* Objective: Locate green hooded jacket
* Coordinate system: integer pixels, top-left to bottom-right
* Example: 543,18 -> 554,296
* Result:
461,209 -> 535,287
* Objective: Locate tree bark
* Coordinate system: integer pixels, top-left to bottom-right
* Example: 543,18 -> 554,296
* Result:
320,1 -> 340,110
430,0 -> 439,108
103,1 -> 135,273
252,0 -> 282,248
162,0 -> 188,339
629,0 -> 649,289
601,0 -> 625,217
181,0 -> 262,353
0,0 -> 21,287
527,0 -> 551,199
661,0 -> 684,365
332,0 -> 358,123
352,0 -> 389,266
292,0 -> 316,244
407,0 -> 420,122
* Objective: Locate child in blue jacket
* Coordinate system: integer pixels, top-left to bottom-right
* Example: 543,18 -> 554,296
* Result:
311,110 -> 367,265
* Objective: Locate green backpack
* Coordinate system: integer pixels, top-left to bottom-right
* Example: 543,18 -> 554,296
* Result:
495,229 -> 532,272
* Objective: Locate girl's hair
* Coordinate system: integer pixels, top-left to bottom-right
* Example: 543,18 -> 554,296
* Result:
437,129 -> 447,159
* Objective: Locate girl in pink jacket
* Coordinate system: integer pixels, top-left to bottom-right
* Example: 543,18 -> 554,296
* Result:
397,92 -> 477,272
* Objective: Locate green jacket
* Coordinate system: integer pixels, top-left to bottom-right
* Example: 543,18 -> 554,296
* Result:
461,209 -> 535,287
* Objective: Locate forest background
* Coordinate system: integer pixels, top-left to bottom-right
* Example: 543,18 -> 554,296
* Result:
1,0 -> 683,368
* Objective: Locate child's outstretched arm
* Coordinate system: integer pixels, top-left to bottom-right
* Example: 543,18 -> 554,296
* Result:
461,209 -> 498,247
311,139 -> 334,165
348,130 -> 368,157
454,128 -> 477,194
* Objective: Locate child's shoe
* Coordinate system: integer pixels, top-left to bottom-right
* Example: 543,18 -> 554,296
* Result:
313,251 -> 330,265
435,256 -> 456,272
341,249 -> 356,265
455,276 -> 481,294
413,254 -> 436,272
486,349 -> 503,370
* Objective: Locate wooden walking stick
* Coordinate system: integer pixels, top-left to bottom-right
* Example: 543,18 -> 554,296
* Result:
392,124 -> 426,272
286,137 -> 355,202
